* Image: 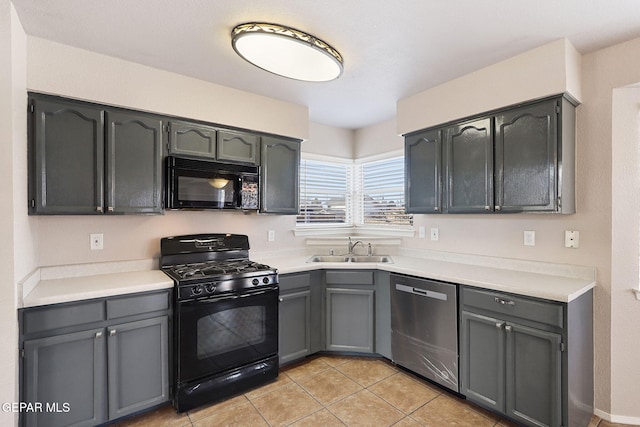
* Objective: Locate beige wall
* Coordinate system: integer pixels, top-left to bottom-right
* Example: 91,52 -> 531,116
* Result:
354,118 -> 403,159
303,122 -> 354,158
397,38 -> 582,135
1,2 -> 31,425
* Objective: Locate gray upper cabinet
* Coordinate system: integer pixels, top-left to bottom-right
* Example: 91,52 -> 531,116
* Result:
105,112 -> 163,214
168,120 -> 217,159
405,128 -> 442,213
260,136 -> 301,214
28,94 -> 163,215
217,130 -> 260,164
405,94 -> 576,214
495,97 -> 575,213
445,118 -> 494,213
29,97 -> 105,215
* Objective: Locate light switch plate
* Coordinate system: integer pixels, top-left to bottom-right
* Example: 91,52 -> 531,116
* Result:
523,230 -> 535,246
430,228 -> 439,241
268,230 -> 275,242
90,233 -> 103,250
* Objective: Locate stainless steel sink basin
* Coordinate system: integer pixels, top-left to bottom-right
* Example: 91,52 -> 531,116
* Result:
306,255 -> 393,263
348,255 -> 393,263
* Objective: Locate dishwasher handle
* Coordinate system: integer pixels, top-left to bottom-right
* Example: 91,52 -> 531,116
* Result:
395,283 -> 448,301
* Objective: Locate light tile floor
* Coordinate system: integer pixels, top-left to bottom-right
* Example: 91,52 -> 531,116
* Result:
116,354 -> 611,427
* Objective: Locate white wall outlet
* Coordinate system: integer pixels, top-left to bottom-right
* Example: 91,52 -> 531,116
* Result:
418,226 -> 426,238
90,233 -> 103,250
430,228 -> 439,241
565,230 -> 579,248
523,230 -> 536,246
268,230 -> 275,242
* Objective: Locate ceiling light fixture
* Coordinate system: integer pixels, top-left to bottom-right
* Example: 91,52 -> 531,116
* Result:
231,22 -> 343,82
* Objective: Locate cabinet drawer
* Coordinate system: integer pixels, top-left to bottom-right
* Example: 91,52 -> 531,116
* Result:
279,273 -> 311,292
23,300 -> 106,334
462,287 -> 563,328
325,271 -> 374,285
107,291 -> 170,319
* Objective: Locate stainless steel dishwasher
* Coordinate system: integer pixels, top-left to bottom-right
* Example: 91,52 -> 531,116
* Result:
390,274 -> 459,392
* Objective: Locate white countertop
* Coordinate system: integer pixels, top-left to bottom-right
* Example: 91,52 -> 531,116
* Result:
20,250 -> 595,308
253,251 -> 595,303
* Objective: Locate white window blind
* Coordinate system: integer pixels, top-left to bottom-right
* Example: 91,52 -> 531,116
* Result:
297,159 -> 351,225
360,157 -> 413,226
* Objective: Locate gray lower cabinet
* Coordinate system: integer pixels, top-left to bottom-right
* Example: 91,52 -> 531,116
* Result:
20,290 -> 171,427
460,287 -> 593,427
324,270 -> 375,354
278,272 -> 323,365
168,120 -> 217,159
28,93 -> 163,215
260,136 -> 301,214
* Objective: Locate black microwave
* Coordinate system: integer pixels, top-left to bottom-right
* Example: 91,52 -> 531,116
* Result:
165,156 -> 259,210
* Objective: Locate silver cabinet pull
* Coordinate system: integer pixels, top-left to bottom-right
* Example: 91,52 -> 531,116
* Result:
495,322 -> 504,329
95,331 -> 103,338
109,330 -> 117,336
96,206 -> 103,213
434,206 -> 440,212
484,206 -> 490,211
505,325 -> 513,332
107,207 -> 115,212
278,297 -> 283,302
494,297 -> 515,306
495,206 -> 502,211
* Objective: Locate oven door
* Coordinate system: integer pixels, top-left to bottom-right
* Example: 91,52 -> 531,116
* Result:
176,285 -> 279,384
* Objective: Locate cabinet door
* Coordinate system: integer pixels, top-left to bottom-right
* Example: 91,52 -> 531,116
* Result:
460,311 -> 505,413
168,120 -> 217,159
506,323 -> 562,427
260,137 -> 301,214
445,118 -> 493,213
495,99 -> 558,212
326,288 -> 374,353
105,112 -> 163,214
217,130 -> 260,164
279,290 -> 311,364
404,129 -> 442,213
23,328 -> 106,427
29,97 -> 104,214
107,316 -> 169,420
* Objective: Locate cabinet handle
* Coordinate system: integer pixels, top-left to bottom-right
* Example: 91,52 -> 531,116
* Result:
278,297 -> 283,302
109,330 -> 117,336
495,206 -> 502,211
505,325 -> 513,332
434,207 -> 439,212
95,331 -> 103,338
495,322 -> 504,329
484,206 -> 490,211
96,206 -> 103,213
494,297 -> 515,306
107,207 -> 115,212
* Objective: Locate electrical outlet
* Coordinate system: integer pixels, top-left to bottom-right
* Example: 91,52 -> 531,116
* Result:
523,230 -> 535,246
430,228 -> 439,241
565,230 -> 579,248
418,226 -> 425,238
268,230 -> 275,242
90,233 -> 103,250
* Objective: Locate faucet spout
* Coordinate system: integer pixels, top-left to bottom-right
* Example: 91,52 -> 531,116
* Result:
348,237 -> 364,254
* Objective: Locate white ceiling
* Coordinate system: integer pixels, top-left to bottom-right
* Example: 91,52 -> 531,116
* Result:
12,0 -> 640,130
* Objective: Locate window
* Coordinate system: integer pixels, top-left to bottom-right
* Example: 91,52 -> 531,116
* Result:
359,156 -> 413,226
297,158 -> 351,225
297,154 -> 412,229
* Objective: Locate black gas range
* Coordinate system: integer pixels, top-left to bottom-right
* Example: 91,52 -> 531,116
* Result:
160,234 -> 279,412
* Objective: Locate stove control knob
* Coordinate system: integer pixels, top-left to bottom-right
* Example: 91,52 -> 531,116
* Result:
192,285 -> 203,296
252,278 -> 260,286
262,277 -> 270,284
204,283 -> 216,293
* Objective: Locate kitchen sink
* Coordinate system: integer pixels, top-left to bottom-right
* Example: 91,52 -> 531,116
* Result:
306,255 -> 393,263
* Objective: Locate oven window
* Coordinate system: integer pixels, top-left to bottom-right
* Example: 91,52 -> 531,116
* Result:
178,175 -> 236,206
197,306 -> 266,359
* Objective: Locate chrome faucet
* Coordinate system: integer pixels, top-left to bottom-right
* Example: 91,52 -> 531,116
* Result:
348,237 -> 364,254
